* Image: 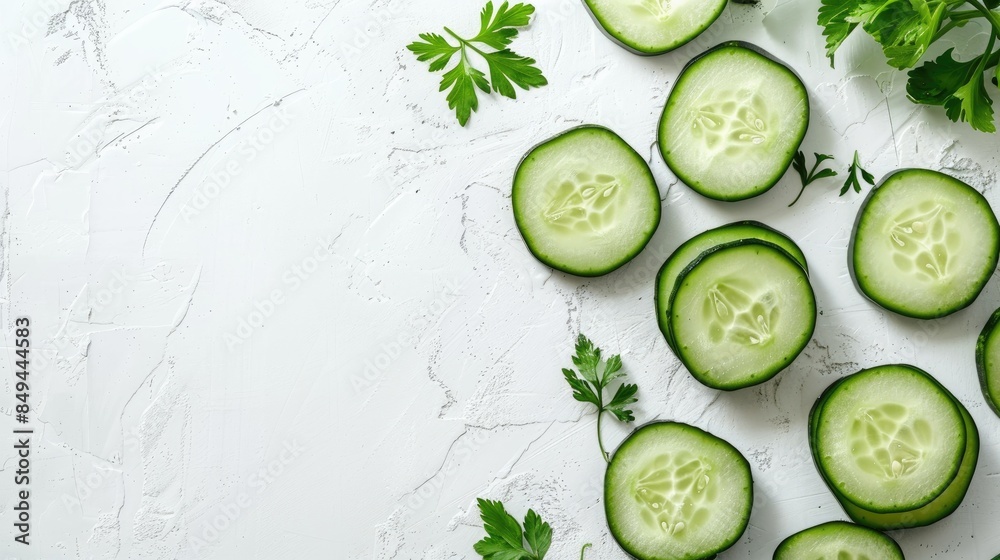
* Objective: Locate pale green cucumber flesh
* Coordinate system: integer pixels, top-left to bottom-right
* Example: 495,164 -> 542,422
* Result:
850,168 -> 1000,319
659,42 -> 809,201
809,378 -> 979,530
583,0 -> 727,55
512,125 -> 661,277
669,240 -> 815,390
814,365 -> 966,513
655,221 -> 807,351
606,422 -> 752,560
773,521 -> 904,560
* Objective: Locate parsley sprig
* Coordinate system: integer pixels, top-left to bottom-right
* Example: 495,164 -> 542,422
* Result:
819,0 -> 1000,132
789,152 -> 838,207
841,150 -> 876,196
562,334 -> 638,463
473,499 -> 551,559
407,2 -> 548,126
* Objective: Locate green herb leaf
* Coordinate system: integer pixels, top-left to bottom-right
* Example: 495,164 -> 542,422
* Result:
473,499 -> 551,559
562,334 -> 638,462
563,368 -> 600,408
789,152 -> 838,207
818,0 -> 1000,132
484,49 -> 548,99
607,383 -> 638,423
572,334 -> 601,384
862,1 -> 949,70
945,73 -> 997,133
407,2 -> 546,126
523,510 -> 552,558
818,0 -> 862,65
907,48 -> 981,106
841,151 -> 876,197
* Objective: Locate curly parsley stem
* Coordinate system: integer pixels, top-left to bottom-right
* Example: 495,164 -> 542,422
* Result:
580,543 -> 592,560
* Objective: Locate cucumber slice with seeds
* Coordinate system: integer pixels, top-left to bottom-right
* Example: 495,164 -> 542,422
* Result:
812,365 -> 967,514
658,42 -> 809,201
655,221 -> 807,352
809,372 -> 980,530
773,521 -> 904,560
850,168 -> 1000,319
669,240 -> 816,390
512,126 -> 661,277
583,0 -> 727,55
606,422 -> 752,560
975,307 -> 1000,417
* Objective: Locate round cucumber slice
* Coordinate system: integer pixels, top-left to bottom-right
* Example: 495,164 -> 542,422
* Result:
583,0 -> 727,55
606,422 -> 752,560
773,521 -> 904,560
850,168 -> 1000,319
975,307 -> 1000,418
655,221 -> 808,352
669,240 -> 816,390
809,376 -> 980,530
658,42 -> 809,201
512,126 -> 661,277
813,365 -> 967,514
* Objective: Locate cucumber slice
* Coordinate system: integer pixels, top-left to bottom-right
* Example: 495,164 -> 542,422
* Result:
850,168 -> 1000,319
605,422 -> 752,560
583,0 -> 727,55
812,365 -> 967,514
658,42 -> 809,201
512,126 -> 661,277
975,307 -> 1000,417
809,376 -> 980,530
773,521 -> 904,560
655,221 -> 808,352
669,240 -> 816,390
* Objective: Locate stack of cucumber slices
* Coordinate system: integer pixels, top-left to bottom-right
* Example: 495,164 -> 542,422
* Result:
606,422 -> 753,560
977,309 -> 1000,418
809,365 -> 980,530
773,521 -> 905,560
850,169 -> 1000,319
655,222 -> 815,390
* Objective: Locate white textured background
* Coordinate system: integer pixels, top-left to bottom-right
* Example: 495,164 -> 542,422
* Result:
0,0 -> 998,558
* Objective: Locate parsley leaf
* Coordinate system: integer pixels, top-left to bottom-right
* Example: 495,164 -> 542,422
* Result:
562,334 -> 638,462
818,0 -> 861,65
841,151 -> 876,197
407,2 -> 547,126
818,0 -> 1000,132
473,499 -> 551,560
907,48 -> 982,106
944,31 -> 997,133
789,152 -> 838,207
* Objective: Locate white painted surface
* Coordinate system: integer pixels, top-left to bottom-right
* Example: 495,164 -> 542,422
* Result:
0,0 -> 998,559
